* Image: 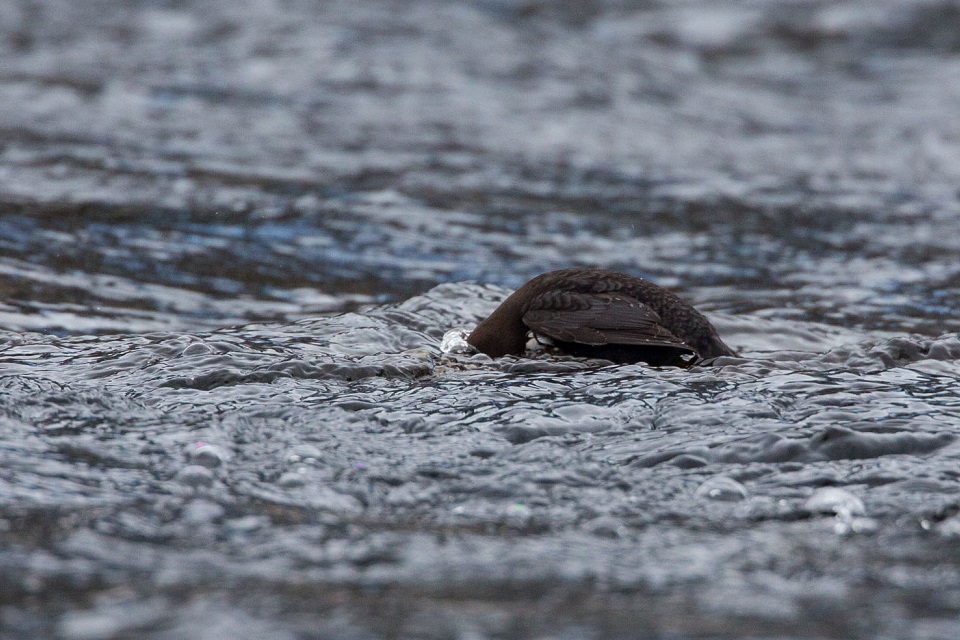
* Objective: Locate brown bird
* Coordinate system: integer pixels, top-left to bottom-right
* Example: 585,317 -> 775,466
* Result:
467,268 -> 738,366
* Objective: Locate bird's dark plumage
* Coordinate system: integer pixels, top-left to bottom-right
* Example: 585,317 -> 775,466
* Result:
467,268 -> 737,366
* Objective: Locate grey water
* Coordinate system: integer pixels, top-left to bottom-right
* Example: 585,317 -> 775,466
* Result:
3,1 -> 960,638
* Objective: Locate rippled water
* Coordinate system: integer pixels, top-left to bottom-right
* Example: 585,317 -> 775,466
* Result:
3,1 -> 960,638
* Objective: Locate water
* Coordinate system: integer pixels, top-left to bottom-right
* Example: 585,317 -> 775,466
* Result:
3,1 -> 960,638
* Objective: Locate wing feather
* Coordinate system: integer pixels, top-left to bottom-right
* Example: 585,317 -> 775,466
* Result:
522,291 -> 692,351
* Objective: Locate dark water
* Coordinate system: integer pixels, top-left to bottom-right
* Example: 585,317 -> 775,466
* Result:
3,1 -> 960,638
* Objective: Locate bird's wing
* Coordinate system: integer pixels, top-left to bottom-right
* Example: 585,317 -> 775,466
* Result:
522,291 -> 692,350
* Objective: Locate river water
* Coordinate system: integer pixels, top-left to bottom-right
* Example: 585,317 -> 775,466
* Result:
2,1 -> 960,638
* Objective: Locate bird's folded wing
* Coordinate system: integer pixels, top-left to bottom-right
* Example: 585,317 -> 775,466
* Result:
522,291 -> 692,350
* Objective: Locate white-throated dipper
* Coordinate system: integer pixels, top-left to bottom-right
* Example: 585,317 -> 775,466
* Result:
467,268 -> 737,366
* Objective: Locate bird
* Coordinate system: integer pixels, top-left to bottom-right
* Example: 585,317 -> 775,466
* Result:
466,268 -> 737,366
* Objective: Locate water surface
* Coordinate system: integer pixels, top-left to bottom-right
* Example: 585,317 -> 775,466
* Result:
2,1 -> 960,638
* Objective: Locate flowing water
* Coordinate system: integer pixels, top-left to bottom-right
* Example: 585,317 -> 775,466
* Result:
3,1 -> 960,638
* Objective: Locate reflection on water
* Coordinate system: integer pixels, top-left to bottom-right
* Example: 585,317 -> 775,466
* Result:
2,0 -> 960,638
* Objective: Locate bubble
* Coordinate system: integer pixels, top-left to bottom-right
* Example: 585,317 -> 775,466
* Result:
584,516 -> 623,538
175,464 -> 214,488
181,341 -> 215,357
694,475 -> 749,501
286,444 -> 323,465
186,442 -> 227,468
804,487 -> 866,517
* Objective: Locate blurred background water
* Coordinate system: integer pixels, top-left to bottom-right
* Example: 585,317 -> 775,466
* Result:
2,1 -> 960,638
